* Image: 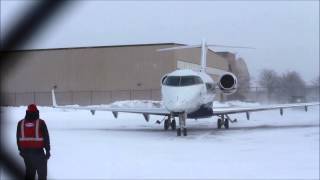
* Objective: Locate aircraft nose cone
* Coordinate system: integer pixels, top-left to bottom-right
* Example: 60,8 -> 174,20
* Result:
163,88 -> 201,113
166,96 -> 188,112
171,106 -> 184,113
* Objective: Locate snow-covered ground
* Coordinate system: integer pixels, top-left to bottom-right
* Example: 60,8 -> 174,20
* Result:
1,101 -> 319,179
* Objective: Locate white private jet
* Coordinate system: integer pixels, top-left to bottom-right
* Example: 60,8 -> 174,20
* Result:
51,39 -> 319,136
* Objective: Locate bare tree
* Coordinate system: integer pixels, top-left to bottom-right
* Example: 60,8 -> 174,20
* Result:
279,71 -> 306,102
258,69 -> 281,100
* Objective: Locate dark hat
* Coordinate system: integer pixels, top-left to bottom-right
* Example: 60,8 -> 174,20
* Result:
27,104 -> 38,112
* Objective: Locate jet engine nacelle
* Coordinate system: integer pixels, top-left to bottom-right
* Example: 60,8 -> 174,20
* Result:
218,72 -> 238,95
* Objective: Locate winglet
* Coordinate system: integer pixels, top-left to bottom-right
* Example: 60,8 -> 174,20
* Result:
51,86 -> 58,107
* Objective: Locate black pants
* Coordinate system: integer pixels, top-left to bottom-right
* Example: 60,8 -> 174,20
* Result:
22,150 -> 47,180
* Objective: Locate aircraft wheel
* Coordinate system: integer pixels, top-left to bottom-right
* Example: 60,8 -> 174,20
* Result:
183,128 -> 187,136
217,119 -> 222,129
171,119 -> 176,130
177,128 -> 181,136
164,119 -> 169,130
224,119 -> 229,129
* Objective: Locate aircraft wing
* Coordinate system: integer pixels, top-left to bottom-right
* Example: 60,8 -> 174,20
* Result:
53,105 -> 170,116
212,102 -> 319,116
51,89 -> 170,121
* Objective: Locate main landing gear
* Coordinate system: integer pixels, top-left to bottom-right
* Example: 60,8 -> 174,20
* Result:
177,112 -> 187,136
217,114 -> 237,129
217,114 -> 229,129
164,115 -> 176,131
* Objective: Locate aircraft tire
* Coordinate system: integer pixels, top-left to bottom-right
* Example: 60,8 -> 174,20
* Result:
183,128 -> 187,136
224,119 -> 229,129
177,128 -> 181,136
171,119 -> 176,130
217,119 -> 222,129
164,120 -> 169,130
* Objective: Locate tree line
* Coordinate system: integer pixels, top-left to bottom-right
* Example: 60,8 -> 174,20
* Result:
227,69 -> 319,102
258,69 -> 319,102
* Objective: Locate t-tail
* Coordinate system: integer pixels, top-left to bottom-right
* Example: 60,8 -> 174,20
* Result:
157,39 -> 254,74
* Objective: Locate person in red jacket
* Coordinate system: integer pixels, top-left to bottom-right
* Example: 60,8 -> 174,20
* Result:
16,104 -> 50,180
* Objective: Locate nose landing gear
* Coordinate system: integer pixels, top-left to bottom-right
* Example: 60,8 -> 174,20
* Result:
171,119 -> 176,130
177,112 -> 187,136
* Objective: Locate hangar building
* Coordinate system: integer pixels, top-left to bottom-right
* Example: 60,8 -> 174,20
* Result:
1,43 -> 249,106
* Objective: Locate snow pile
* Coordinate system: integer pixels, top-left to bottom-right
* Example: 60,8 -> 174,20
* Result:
212,100 -> 260,108
106,100 -> 162,108
59,100 -> 163,109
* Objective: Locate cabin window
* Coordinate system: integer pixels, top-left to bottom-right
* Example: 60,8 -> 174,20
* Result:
163,76 -> 180,86
163,76 -> 203,86
180,76 -> 203,86
161,75 -> 168,84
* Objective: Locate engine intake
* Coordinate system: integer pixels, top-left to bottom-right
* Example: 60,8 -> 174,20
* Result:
218,73 -> 238,95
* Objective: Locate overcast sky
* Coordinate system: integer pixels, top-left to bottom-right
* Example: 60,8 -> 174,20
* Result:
1,1 -> 319,84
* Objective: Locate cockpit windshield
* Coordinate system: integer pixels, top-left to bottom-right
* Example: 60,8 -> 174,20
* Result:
163,76 -> 203,86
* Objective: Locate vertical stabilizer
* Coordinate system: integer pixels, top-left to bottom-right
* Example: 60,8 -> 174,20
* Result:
200,39 -> 207,72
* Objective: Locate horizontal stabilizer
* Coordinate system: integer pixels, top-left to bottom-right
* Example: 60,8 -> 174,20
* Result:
207,44 -> 255,49
157,44 -> 254,52
157,45 -> 201,52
